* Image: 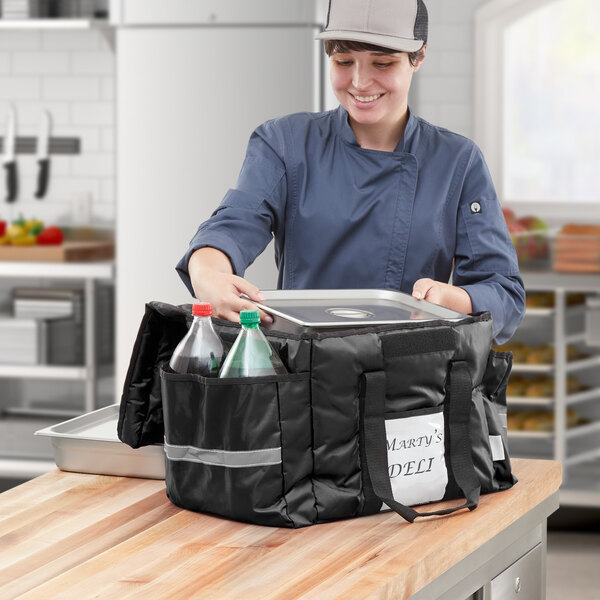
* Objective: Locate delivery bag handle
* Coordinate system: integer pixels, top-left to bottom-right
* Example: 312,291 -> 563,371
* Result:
361,360 -> 481,522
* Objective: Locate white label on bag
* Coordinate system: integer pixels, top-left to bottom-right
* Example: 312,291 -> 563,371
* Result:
385,409 -> 448,507
489,435 -> 505,461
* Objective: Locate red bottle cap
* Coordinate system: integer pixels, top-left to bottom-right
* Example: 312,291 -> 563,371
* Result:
192,303 -> 213,317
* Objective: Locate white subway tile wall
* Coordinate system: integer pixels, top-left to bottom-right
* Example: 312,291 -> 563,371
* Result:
414,0 -> 488,139
0,29 -> 114,225
0,1 -> 485,226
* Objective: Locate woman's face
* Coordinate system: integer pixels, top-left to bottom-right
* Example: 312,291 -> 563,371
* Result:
329,49 -> 423,132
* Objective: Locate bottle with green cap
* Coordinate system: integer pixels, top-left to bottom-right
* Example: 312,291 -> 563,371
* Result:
218,310 -> 287,378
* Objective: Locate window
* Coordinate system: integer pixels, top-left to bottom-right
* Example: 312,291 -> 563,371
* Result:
475,0 -> 600,218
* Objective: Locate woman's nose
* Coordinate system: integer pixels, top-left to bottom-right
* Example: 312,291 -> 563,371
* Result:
352,65 -> 372,90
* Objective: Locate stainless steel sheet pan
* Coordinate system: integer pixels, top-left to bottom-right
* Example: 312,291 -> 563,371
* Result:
35,404 -> 165,479
253,289 -> 468,333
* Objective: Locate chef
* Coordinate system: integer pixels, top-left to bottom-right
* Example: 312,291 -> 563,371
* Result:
176,0 -> 525,344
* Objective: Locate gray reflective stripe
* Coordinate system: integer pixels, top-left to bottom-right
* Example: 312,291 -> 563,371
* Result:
164,441 -> 281,468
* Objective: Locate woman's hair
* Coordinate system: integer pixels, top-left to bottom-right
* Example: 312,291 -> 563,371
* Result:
324,39 -> 425,67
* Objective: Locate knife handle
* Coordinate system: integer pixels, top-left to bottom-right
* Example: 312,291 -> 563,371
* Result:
35,159 -> 50,200
4,161 -> 17,203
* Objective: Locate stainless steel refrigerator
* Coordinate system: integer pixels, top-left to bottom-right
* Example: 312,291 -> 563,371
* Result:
114,0 -> 329,388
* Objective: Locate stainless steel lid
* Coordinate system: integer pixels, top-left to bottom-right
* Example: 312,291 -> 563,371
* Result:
253,289 -> 467,328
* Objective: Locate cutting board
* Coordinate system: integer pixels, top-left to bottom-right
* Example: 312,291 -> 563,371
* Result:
0,241 -> 115,262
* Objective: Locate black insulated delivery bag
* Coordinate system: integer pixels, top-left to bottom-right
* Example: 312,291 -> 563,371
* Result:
118,301 -> 516,528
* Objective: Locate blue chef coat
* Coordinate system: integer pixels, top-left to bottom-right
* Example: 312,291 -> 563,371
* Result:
176,106 -> 525,344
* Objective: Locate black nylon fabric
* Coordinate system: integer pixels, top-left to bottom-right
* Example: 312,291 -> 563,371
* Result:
118,302 -> 517,527
117,302 -> 188,448
310,331 -> 383,521
481,350 -> 517,489
161,369 -> 313,527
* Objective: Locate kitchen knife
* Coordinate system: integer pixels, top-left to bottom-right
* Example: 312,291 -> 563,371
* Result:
34,110 -> 51,200
2,104 -> 17,203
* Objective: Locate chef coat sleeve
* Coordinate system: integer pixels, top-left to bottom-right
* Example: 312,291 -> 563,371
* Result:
176,120 -> 287,296
452,146 -> 526,345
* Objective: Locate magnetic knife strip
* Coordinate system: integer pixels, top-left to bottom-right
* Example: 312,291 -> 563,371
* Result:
0,137 -> 80,155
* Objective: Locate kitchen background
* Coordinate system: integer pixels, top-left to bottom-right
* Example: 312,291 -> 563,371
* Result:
0,0 -> 598,596
0,25 -> 114,223
0,12 -> 115,478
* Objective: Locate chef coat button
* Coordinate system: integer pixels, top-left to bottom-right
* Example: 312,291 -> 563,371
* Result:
514,576 -> 521,593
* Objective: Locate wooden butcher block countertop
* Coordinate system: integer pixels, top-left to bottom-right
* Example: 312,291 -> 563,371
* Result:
0,458 -> 561,600
0,240 -> 114,262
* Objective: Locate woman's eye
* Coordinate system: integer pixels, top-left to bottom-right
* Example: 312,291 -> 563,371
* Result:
335,60 -> 353,67
374,62 -> 393,68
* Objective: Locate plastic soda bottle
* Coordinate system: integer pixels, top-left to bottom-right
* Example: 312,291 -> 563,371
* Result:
169,303 -> 224,376
218,309 -> 287,378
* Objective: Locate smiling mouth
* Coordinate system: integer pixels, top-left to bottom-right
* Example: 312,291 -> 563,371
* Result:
351,93 -> 383,103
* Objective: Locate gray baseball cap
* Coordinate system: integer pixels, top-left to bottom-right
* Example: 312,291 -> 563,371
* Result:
315,0 -> 428,53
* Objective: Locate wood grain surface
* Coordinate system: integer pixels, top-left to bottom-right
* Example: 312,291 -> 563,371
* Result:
0,458 -> 561,600
0,241 -> 115,262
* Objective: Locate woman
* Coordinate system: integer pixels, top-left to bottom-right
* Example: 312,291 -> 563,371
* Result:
176,0 -> 525,344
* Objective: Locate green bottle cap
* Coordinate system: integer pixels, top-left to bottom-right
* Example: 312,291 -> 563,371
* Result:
240,309 -> 260,326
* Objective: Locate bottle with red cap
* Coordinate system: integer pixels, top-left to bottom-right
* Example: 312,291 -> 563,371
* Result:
169,303 -> 224,376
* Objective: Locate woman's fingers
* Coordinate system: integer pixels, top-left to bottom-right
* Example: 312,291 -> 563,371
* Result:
194,272 -> 272,323
412,278 -> 437,302
412,279 -> 472,313
231,275 -> 266,303
229,292 -> 273,324
229,275 -> 272,322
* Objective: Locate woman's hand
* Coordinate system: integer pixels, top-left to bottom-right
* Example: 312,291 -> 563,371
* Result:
412,278 -> 473,314
188,247 -> 273,323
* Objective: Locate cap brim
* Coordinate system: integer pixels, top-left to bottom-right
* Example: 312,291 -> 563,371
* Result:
315,30 -> 424,52
315,29 -> 424,53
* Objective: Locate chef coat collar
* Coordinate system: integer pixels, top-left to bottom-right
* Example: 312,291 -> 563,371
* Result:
335,105 -> 417,153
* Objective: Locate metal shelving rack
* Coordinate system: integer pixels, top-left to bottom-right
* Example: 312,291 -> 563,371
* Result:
0,260 -> 115,479
509,272 -> 600,508
0,15 -> 115,483
0,18 -> 114,48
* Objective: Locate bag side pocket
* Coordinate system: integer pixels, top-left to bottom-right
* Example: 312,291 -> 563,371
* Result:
481,350 -> 517,490
161,368 -> 313,528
